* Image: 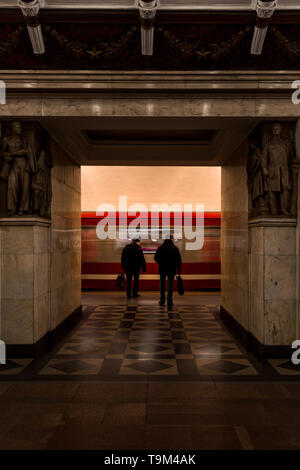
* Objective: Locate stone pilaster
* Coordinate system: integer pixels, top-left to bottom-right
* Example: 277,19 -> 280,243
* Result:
0,217 -> 51,347
248,217 -> 297,348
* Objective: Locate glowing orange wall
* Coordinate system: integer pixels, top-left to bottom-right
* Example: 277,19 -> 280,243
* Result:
81,166 -> 221,212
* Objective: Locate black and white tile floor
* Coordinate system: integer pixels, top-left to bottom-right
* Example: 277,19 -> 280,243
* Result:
1,304 -> 300,381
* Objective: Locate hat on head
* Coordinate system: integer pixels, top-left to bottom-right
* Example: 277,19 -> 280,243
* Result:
133,238 -> 140,243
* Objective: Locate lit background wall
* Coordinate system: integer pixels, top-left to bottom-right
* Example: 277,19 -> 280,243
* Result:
81,166 -> 221,211
81,166 -> 221,291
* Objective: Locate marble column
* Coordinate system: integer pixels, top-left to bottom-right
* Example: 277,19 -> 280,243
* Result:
0,131 -> 81,355
222,120 -> 300,356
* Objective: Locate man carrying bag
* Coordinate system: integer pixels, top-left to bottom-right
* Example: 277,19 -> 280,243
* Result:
154,235 -> 182,309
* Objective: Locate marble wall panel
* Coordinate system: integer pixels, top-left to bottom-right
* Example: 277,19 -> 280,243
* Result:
249,293 -> 264,344
263,227 -> 296,257
221,140 -> 249,330
264,299 -> 297,346
34,252 -> 50,299
2,298 -> 34,344
34,292 -> 50,342
50,140 -> 81,331
264,255 -> 296,301
1,226 -> 34,255
2,254 -> 34,300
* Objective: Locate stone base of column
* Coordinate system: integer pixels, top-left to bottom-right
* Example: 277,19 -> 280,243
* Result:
248,216 -> 297,354
0,217 -> 51,352
6,305 -> 82,358
220,305 -> 292,358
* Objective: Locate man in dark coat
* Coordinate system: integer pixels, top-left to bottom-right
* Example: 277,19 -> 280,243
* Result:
154,236 -> 182,308
121,238 -> 146,299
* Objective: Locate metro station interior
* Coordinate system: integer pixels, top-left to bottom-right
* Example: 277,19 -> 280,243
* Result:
1,0 -> 300,453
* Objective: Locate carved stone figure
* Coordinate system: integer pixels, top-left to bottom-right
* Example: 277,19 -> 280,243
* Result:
31,141 -> 53,217
0,121 -> 52,218
247,141 -> 268,216
261,123 -> 292,216
0,121 -> 37,215
247,121 -> 299,218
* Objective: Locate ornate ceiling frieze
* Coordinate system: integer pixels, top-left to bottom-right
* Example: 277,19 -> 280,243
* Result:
0,22 -> 299,70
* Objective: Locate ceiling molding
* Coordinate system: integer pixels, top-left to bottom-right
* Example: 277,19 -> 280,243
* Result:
1,70 -> 299,93
0,9 -> 300,24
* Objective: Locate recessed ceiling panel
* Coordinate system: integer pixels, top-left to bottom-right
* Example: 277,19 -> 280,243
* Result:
84,128 -> 216,144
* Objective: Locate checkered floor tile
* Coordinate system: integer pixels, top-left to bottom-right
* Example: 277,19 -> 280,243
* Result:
0,304 -> 298,381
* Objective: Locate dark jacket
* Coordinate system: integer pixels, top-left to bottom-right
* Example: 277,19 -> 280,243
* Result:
154,239 -> 182,275
121,242 -> 146,273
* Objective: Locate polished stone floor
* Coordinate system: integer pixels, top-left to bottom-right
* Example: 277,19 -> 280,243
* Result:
1,382 -> 300,449
1,294 -> 300,450
0,293 -> 299,382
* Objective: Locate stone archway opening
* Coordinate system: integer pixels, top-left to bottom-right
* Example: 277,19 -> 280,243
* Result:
0,71 -> 299,367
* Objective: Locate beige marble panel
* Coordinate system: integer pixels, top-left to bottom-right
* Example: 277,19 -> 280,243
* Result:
34,253 -> 50,299
1,226 -> 33,255
33,225 -> 50,255
264,255 -> 296,301
50,277 -> 81,330
249,293 -> 264,344
34,293 -> 50,342
2,254 -> 34,299
2,299 -> 34,344
254,97 -> 300,118
50,140 -> 82,331
263,227 -> 296,256
221,140 -> 249,331
0,97 -> 43,117
250,254 -> 264,297
250,226 -> 263,256
264,299 -> 297,345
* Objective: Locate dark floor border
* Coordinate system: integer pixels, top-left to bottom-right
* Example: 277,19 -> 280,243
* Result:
220,305 -> 292,359
6,305 -> 82,359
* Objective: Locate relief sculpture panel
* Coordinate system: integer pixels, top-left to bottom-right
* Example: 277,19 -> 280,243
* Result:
0,121 -> 52,218
247,121 -> 299,218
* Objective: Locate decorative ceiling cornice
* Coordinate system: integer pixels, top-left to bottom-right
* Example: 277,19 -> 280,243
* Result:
1,8 -> 300,24
0,22 -> 299,70
1,70 -> 298,94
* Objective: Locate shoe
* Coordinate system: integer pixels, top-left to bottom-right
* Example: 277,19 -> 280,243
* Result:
167,302 -> 174,309
132,294 -> 140,298
127,295 -> 131,299
159,300 -> 165,306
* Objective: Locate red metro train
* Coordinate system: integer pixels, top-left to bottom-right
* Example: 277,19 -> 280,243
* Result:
81,212 -> 221,291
